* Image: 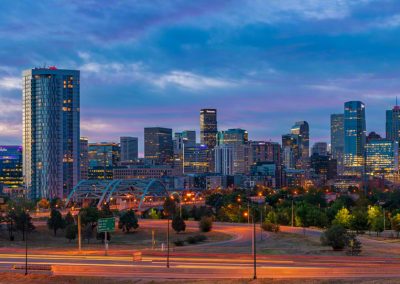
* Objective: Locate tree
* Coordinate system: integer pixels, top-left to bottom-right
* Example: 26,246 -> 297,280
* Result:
163,197 -> 177,217
37,198 -> 50,210
350,209 -> 369,234
147,208 -> 161,219
368,205 -> 384,236
261,220 -> 280,232
199,216 -> 212,232
65,224 -> 77,242
47,209 -> 66,236
333,207 -> 352,228
14,210 -> 35,241
346,232 -> 362,256
83,224 -> 94,244
118,210 -> 139,233
391,213 -> 400,238
99,203 -> 113,218
320,224 -> 348,250
64,211 -> 75,227
79,207 -> 99,227
50,198 -> 64,209
172,215 -> 186,233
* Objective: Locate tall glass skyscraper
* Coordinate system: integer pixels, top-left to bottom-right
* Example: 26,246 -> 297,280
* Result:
120,136 -> 138,162
216,128 -> 248,146
88,142 -> 120,179
200,109 -> 217,149
343,101 -> 366,176
23,67 -> 80,199
291,121 -> 309,161
330,114 -> 344,174
386,105 -> 400,141
144,127 -> 173,164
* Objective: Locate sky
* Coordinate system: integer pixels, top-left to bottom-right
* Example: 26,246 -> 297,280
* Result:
1,0 -> 400,155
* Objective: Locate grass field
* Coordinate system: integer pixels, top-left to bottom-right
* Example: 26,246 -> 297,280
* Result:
0,222 -> 231,252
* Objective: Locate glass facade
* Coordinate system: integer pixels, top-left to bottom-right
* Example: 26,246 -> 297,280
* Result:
216,128 -> 248,146
23,68 -> 80,199
80,137 -> 89,180
200,109 -> 217,149
366,139 -> 398,175
144,127 -> 173,164
343,101 -> 366,176
386,106 -> 400,141
120,136 -> 138,162
0,146 -> 23,188
88,142 -> 120,180
331,113 -> 344,175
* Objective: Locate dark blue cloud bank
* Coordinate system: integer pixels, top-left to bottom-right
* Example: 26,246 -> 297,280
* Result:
1,0 -> 400,153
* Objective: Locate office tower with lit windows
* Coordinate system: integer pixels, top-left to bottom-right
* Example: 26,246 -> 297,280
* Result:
311,142 -> 328,156
344,101 -> 366,176
80,137 -> 89,180
88,142 -> 120,179
23,67 -> 80,199
282,133 -> 299,169
120,136 -> 138,162
386,105 -> 400,141
214,144 -> 251,175
217,128 -> 248,146
365,139 -> 398,175
200,109 -> 217,149
0,146 -> 23,189
331,114 -> 344,174
290,121 -> 309,168
144,127 -> 173,164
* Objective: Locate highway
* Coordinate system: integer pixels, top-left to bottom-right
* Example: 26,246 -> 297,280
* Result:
2,220 -> 400,279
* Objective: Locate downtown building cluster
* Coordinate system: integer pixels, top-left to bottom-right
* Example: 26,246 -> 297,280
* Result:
0,67 -> 399,200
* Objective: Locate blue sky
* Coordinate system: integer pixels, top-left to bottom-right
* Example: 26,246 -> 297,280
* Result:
1,0 -> 400,154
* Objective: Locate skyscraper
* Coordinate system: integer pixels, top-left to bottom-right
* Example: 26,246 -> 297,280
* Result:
365,139 -> 398,175
291,121 -> 309,163
80,137 -> 89,180
331,114 -> 344,174
344,101 -> 366,176
0,146 -> 23,189
217,128 -> 248,146
88,142 -> 120,179
200,109 -> 217,149
120,136 -> 138,162
311,142 -> 328,156
23,67 -> 80,199
144,127 -> 173,164
386,105 -> 400,141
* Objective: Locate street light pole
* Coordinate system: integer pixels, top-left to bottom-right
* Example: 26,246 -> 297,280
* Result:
291,198 -> 294,227
253,209 -> 257,280
167,217 -> 170,268
25,212 -> 28,276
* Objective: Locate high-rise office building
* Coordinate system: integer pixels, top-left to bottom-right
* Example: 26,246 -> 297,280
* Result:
217,128 -> 248,146
214,144 -> 251,175
331,114 -> 344,174
365,139 -> 398,175
200,109 -> 217,149
344,101 -> 366,176
282,134 -> 299,169
311,142 -> 328,156
88,142 -> 120,179
0,146 -> 23,189
182,130 -> 196,147
23,67 -> 80,199
144,127 -> 173,164
80,137 -> 89,180
291,121 -> 309,164
386,105 -> 400,141
120,137 -> 138,162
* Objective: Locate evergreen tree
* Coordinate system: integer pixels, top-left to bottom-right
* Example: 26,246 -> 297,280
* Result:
47,208 -> 66,236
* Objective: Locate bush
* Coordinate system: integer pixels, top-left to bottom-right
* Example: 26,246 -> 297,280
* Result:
261,220 -> 280,233
199,216 -> 212,232
194,235 -> 207,242
186,236 -> 197,244
173,239 -> 185,246
320,224 -> 348,250
346,232 -> 362,256
172,215 -> 186,233
65,224 -> 77,242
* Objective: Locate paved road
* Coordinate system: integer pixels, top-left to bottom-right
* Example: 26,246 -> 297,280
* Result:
2,220 -> 400,279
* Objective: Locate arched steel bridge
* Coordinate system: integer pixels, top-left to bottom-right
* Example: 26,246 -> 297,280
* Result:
65,179 -> 170,211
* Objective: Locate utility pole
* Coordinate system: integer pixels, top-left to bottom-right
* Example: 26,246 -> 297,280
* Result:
167,217 -> 170,268
78,214 -> 82,252
25,215 -> 28,276
247,201 -> 250,224
253,209 -> 257,280
291,199 -> 294,227
104,231 -> 108,256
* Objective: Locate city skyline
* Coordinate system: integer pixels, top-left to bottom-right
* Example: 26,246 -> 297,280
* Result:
2,1 -> 400,152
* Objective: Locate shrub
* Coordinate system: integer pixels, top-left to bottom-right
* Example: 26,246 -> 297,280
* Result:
194,235 -> 207,242
172,215 -> 186,233
186,236 -> 197,244
173,239 -> 185,246
346,232 -> 362,256
261,220 -> 280,233
199,216 -> 212,232
65,224 -> 77,242
320,224 -> 348,250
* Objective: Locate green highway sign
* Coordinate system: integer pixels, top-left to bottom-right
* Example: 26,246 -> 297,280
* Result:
98,217 -> 115,232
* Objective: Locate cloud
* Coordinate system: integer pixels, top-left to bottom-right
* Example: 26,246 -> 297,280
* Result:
373,14 -> 400,29
0,76 -> 21,90
154,71 -> 236,90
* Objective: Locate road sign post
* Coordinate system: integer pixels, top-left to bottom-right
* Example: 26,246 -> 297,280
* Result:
98,218 -> 115,256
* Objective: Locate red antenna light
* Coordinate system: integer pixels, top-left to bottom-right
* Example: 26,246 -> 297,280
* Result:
49,66 -> 57,70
